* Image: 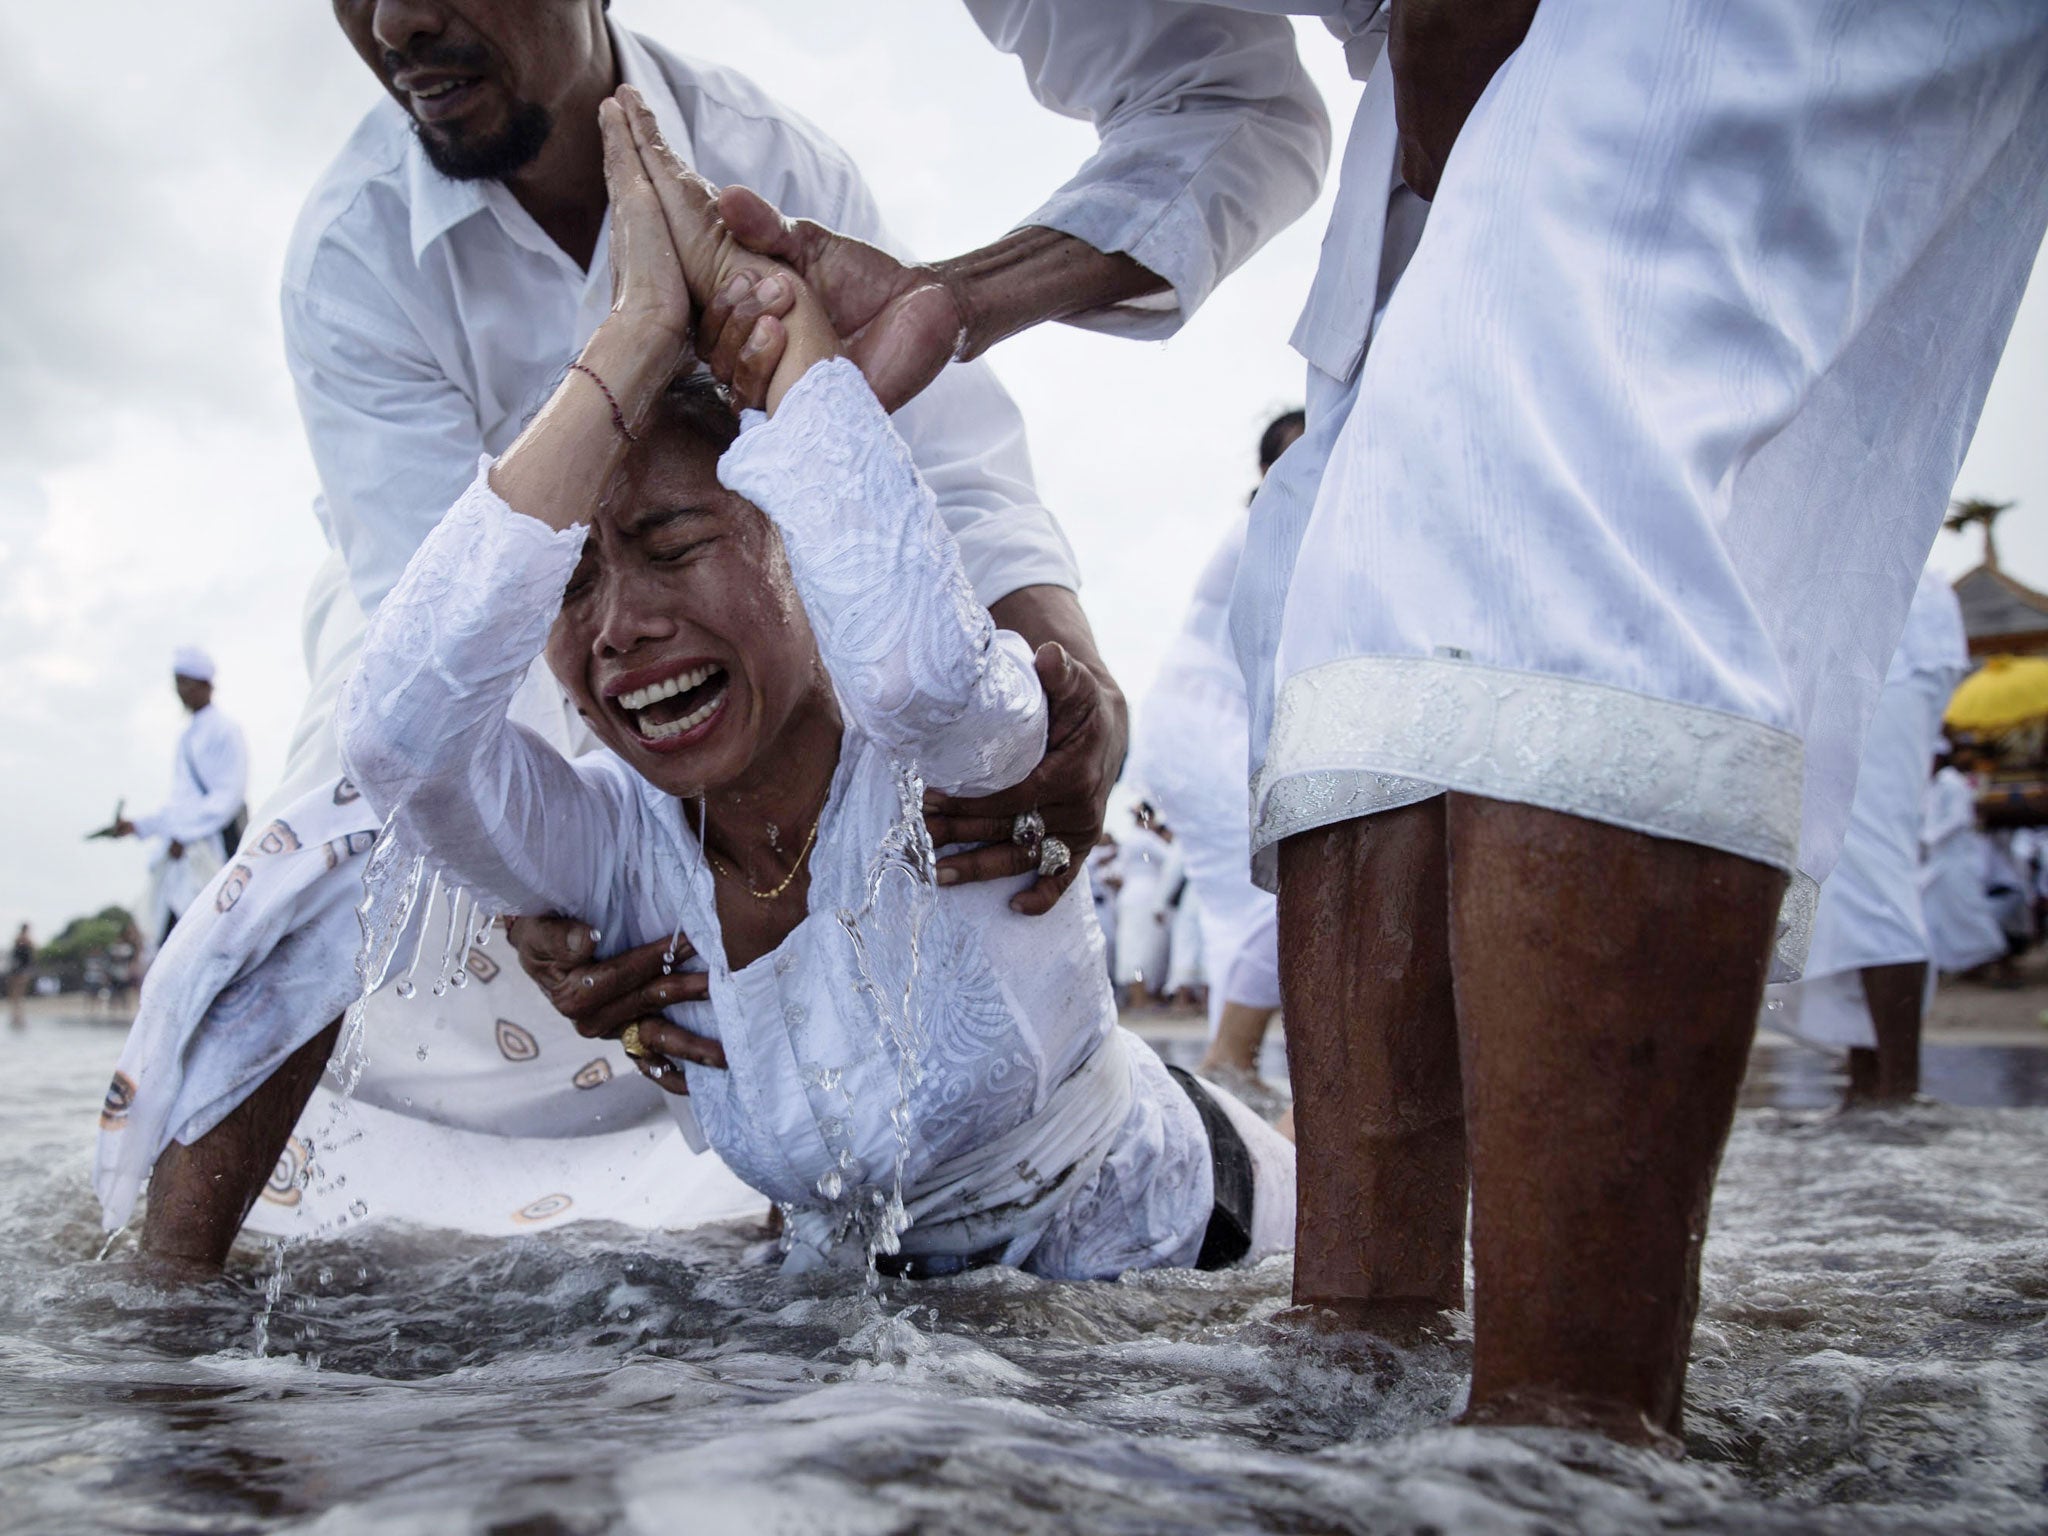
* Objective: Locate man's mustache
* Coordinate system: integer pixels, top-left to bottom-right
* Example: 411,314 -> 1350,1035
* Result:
382,39 -> 492,78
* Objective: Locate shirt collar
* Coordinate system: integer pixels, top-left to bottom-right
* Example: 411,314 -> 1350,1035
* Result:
404,25 -> 697,265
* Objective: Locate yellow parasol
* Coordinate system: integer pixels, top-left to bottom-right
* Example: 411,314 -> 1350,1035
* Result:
1945,655 -> 2048,734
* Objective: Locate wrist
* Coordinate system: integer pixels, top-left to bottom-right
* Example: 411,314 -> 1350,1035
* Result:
584,318 -> 684,431
934,228 -> 1168,362
762,308 -> 844,415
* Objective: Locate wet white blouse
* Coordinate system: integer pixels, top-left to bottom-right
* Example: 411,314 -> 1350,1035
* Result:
339,359 -> 1214,1278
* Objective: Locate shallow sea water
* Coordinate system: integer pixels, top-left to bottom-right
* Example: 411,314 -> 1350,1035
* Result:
4,1012 -> 2045,1534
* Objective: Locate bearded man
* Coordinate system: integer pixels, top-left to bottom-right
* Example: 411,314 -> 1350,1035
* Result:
96,0 -> 1330,1274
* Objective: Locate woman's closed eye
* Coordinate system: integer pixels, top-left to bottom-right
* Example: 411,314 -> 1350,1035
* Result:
647,533 -> 717,565
563,555 -> 601,604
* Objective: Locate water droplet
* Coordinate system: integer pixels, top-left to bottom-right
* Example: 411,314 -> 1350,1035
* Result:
348,1199 -> 369,1218
588,928 -> 603,945
395,980 -> 416,1000
317,1266 -> 334,1285
451,968 -> 469,988
816,1169 -> 844,1200
416,1045 -> 430,1061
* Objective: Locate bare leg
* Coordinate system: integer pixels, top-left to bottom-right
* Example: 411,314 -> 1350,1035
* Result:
1199,1001 -> 1277,1077
139,1019 -> 340,1281
1447,796 -> 1784,1443
1856,961 -> 1926,1102
1278,798 -> 1465,1327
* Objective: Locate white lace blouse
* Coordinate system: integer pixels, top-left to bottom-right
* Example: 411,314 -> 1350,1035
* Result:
338,359 -> 1211,1278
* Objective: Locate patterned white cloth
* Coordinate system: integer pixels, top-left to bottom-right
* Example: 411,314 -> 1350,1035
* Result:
339,359 -> 1289,1278
1229,0 -> 2048,986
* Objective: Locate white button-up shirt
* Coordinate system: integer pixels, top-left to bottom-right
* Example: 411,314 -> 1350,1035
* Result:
284,28 -> 1083,622
134,704 -> 247,850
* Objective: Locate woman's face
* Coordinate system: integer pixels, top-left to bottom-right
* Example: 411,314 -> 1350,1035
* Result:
545,425 -> 827,799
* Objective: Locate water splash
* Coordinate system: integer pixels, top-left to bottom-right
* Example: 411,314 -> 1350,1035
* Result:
431,886 -> 468,997
828,760 -> 938,1272
391,868 -> 439,1002
250,1236 -> 291,1357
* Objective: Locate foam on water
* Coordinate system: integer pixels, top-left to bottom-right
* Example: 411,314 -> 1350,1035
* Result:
7,1016 -> 2045,1532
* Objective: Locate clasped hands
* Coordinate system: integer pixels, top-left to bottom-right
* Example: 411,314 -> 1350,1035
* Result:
604,83 -> 970,415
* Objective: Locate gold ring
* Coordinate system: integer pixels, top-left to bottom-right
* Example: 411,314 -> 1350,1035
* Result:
620,1022 -> 656,1061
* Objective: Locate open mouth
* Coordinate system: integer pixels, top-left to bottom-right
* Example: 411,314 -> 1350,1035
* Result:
613,662 -> 730,748
402,75 -> 484,122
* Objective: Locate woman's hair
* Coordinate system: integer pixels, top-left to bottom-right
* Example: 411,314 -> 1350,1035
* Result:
652,369 -> 743,455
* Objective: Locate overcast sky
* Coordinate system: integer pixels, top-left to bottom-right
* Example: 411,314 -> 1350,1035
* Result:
2,2 -> 2043,937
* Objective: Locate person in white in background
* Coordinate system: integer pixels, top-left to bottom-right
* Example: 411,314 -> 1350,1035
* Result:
698,0 -> 2048,1445
1111,802 -> 1178,1006
96,0 -> 1328,1277
1773,570 -> 1969,1106
1164,883 -> 1206,1008
108,648 -> 248,945
1922,757 -> 2010,980
1130,409 -> 1301,1092
1085,834 -> 1121,992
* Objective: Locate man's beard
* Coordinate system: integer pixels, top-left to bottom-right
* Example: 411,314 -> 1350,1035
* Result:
416,99 -> 553,182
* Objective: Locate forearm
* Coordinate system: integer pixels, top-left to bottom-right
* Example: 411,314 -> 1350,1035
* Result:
489,321 -> 671,530
990,584 -> 1128,752
936,228 -> 1168,363
724,359 -> 1046,789
960,0 -> 1329,333
337,481 -> 615,918
1389,0 -> 1542,199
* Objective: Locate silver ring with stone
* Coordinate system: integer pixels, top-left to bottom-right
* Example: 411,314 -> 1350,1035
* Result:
1011,810 -> 1045,847
1036,836 -> 1071,879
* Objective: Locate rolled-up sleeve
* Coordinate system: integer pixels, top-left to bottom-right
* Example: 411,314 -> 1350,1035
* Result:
963,0 -> 1332,337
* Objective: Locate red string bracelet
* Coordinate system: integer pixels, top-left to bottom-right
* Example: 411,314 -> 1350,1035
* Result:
569,362 -> 641,443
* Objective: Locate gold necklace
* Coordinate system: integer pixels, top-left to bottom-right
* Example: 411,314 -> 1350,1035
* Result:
706,813 -> 822,901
